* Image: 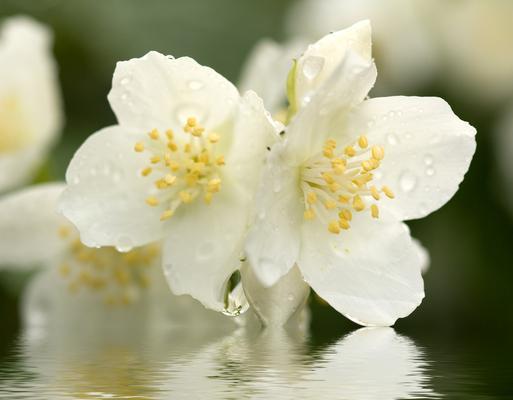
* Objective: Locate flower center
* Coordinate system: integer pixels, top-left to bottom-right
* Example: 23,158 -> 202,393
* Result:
0,94 -> 32,153
57,226 -> 160,306
134,117 -> 225,221
300,135 -> 395,234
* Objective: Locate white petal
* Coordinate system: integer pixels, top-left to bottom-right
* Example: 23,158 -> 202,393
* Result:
0,183 -> 69,268
285,51 -> 377,164
245,145 -> 303,286
412,237 -> 430,275
0,17 -> 62,192
238,39 -> 305,113
294,20 -> 372,109
224,90 -> 280,198
346,96 -> 476,220
298,212 -> 424,326
240,263 -> 310,327
108,51 -> 239,133
162,191 -> 249,312
59,125 -> 166,248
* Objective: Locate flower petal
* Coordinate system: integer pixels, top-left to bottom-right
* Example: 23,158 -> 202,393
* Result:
0,17 -> 62,192
0,183 -> 69,268
346,96 -> 476,220
108,51 -> 239,133
245,145 -> 303,287
239,39 -> 305,113
285,51 -> 377,164
224,90 -> 280,197
298,212 -> 424,326
293,20 -> 372,109
412,237 -> 430,275
161,191 -> 248,312
59,125 -> 167,248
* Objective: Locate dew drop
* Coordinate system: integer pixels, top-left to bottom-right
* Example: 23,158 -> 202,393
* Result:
174,103 -> 207,125
287,293 -> 295,302
399,170 -> 417,193
188,80 -> 204,90
120,77 -> 131,86
302,56 -> 325,80
387,132 -> 399,145
425,167 -> 435,176
72,176 -> 80,185
273,180 -> 282,193
120,92 -> 129,102
196,240 -> 216,261
424,154 -> 434,165
258,210 -> 266,220
115,235 -> 133,253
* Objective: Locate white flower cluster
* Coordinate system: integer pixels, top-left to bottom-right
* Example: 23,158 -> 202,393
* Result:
0,17 -> 476,328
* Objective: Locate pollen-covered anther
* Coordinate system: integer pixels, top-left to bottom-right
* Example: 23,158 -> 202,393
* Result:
300,134 -> 394,234
134,116 -> 226,220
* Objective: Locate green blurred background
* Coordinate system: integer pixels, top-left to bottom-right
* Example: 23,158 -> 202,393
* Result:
0,0 -> 512,349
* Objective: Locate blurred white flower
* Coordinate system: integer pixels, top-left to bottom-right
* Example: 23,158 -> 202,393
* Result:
423,0 -> 513,104
245,21 -> 476,327
58,51 -> 278,314
0,183 -> 237,330
286,0 -> 438,94
239,39 -> 306,116
0,16 -> 62,192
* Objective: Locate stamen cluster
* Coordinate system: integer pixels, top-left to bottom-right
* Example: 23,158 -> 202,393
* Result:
301,134 -> 395,234
57,226 -> 159,306
134,117 -> 225,221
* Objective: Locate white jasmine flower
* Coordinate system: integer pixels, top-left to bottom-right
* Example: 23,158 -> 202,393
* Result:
58,52 -> 278,314
246,21 -> 476,326
286,0 -> 438,94
0,16 -> 62,191
239,39 -> 306,117
0,183 -> 238,330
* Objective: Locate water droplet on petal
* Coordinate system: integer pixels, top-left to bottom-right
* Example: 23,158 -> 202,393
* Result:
387,133 -> 399,145
174,103 -> 207,125
115,236 -> 133,253
120,77 -> 131,86
258,210 -> 266,220
302,56 -> 325,80
287,293 -> 295,302
399,170 -> 417,193
196,240 -> 216,261
188,80 -> 204,90
424,154 -> 434,165
425,167 -> 435,176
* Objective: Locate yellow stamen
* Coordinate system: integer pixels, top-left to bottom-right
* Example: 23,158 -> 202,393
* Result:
338,218 -> 350,230
208,133 -> 220,143
328,220 -> 341,234
146,196 -> 159,207
134,142 -> 145,152
160,210 -> 174,221
358,135 -> 368,149
382,185 -> 395,199
371,204 -> 379,218
353,195 -> 365,211
149,129 -> 159,140
307,192 -> 317,204
371,145 -> 385,160
304,208 -> 316,220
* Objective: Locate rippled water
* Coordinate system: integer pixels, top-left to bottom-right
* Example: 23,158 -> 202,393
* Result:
0,324 -> 510,400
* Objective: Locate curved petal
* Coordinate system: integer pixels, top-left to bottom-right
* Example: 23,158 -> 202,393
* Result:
294,20 -> 372,108
161,191 -> 249,312
238,39 -> 305,113
224,90 -> 280,197
285,51 -> 377,164
412,237 -> 430,275
59,125 -> 167,248
298,212 -> 424,326
345,96 -> 476,220
0,17 -> 62,192
0,183 -> 69,268
108,51 -> 239,134
245,145 -> 303,287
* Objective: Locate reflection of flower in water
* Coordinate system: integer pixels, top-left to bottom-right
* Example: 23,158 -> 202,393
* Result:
0,16 -> 62,192
154,328 -> 436,399
0,183 -> 239,333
